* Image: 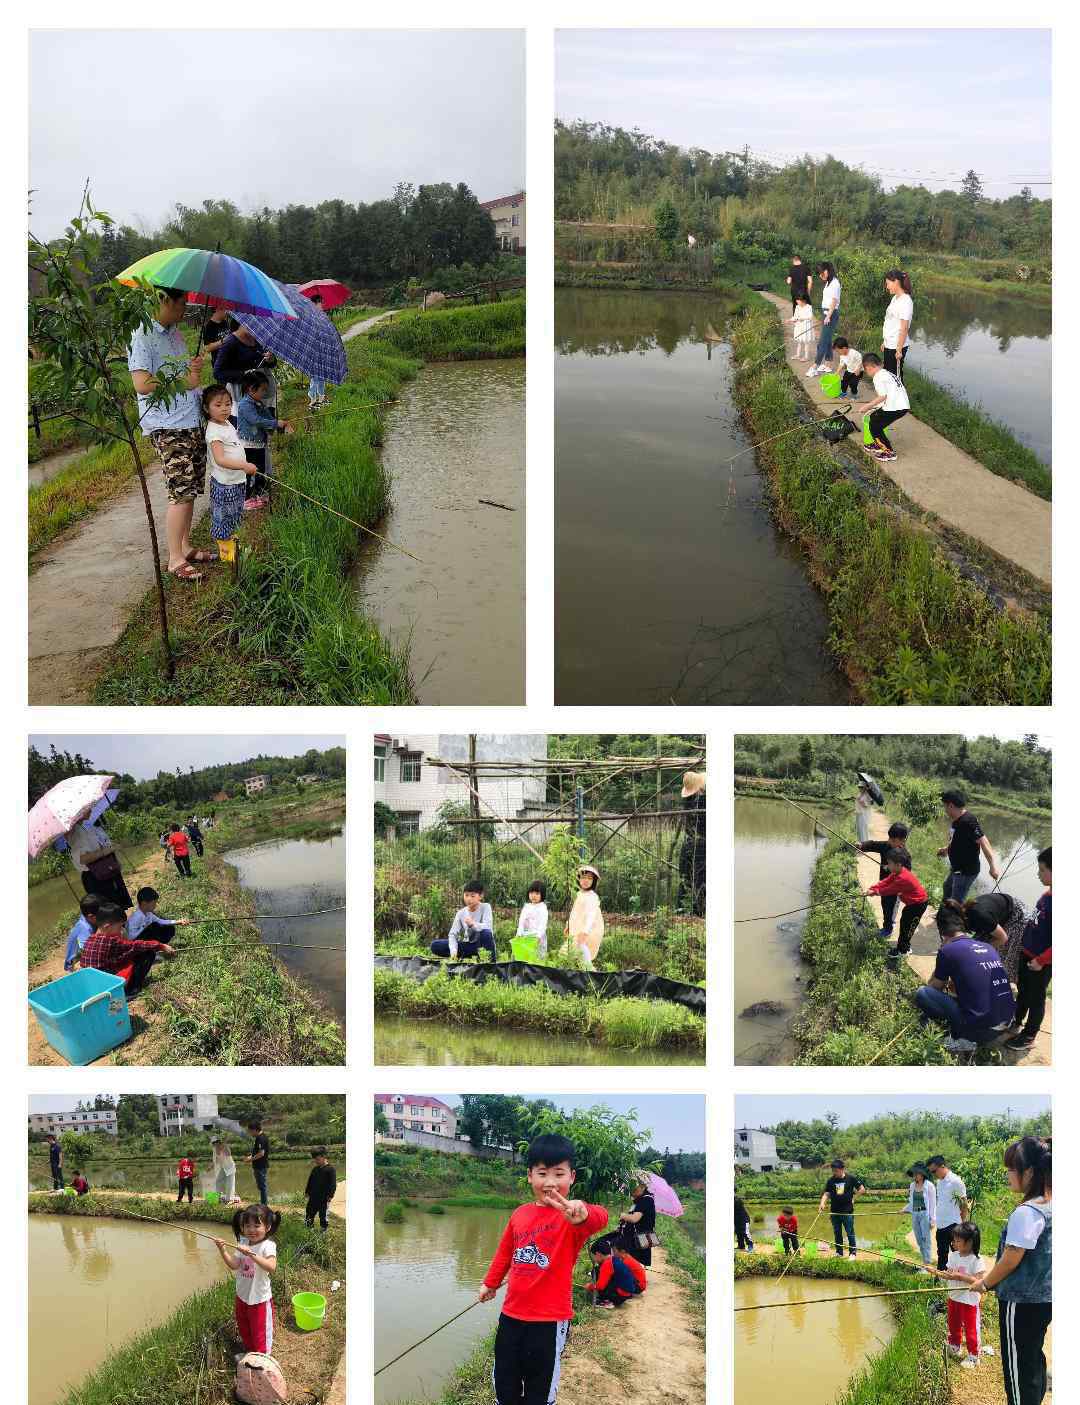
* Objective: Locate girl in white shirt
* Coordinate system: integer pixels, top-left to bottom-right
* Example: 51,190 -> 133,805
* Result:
860,352 -> 911,461
786,295 -> 815,359
517,880 -> 550,957
214,1204 -> 279,1357
807,261 -> 842,377
935,1221 -> 984,1365
203,384 -> 256,550
882,270 -> 914,381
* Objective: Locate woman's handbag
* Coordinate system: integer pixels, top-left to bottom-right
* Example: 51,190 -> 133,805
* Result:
86,851 -> 121,883
637,1231 -> 661,1249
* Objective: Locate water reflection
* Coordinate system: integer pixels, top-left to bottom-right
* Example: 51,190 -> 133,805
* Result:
374,1012 -> 704,1067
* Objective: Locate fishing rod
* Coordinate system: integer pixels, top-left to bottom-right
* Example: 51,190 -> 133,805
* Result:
735,1286 -> 950,1312
374,1300 -> 483,1376
174,940 -> 346,953
735,893 -> 861,924
177,906 -> 346,921
775,793 -> 868,857
120,1209 -> 257,1253
266,476 -> 424,563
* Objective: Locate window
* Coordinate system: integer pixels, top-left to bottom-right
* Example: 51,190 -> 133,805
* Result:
511,214 -> 519,226
395,812 -> 421,836
401,753 -> 422,783
374,742 -> 388,782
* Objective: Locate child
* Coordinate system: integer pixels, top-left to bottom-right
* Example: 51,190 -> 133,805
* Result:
214,1205 -> 280,1359
517,880 -> 550,958
177,1154 -> 197,1203
64,894 -> 101,972
1007,847 -> 1051,1050
127,886 -> 190,941
787,294 -> 815,360
777,1207 -> 799,1255
832,337 -> 863,400
203,383 -> 255,553
79,901 -> 176,996
305,1146 -> 337,1231
167,822 -> 193,878
73,1170 -> 90,1196
431,880 -> 497,962
933,1221 -> 984,1367
858,822 -> 911,937
565,866 -> 604,969
236,370 -> 292,509
866,848 -> 928,959
860,352 -> 910,462
586,1236 -> 646,1307
479,1134 -> 608,1404
970,1137 -> 1052,1405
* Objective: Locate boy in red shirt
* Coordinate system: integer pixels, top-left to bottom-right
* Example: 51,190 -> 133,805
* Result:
866,848 -> 928,960
177,1155 -> 197,1203
479,1134 -> 608,1404
777,1207 -> 799,1255
167,822 -> 193,878
585,1236 -> 646,1307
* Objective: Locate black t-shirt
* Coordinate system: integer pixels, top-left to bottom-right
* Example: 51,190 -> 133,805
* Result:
251,1133 -> 270,1166
859,839 -> 911,882
824,1175 -> 864,1214
947,812 -> 984,874
305,1163 -> 337,1202
632,1193 -> 656,1234
49,1144 -> 61,1168
789,263 -> 809,294
966,892 -> 1016,936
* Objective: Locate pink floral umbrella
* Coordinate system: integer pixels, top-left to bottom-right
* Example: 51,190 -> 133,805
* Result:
645,1172 -> 684,1217
28,775 -> 117,858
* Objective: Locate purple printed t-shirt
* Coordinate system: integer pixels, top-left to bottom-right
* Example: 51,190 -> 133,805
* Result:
932,938 -> 1015,1031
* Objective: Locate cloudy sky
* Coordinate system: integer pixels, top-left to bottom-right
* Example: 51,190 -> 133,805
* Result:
31,735 -> 343,780
556,29 -> 1051,196
735,1094 -> 1050,1129
30,30 -> 524,238
445,1094 -> 705,1152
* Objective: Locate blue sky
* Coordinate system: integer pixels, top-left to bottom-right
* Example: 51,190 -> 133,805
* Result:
735,1094 -> 1050,1128
445,1094 -> 705,1152
30,735 -> 343,781
556,29 -> 1051,196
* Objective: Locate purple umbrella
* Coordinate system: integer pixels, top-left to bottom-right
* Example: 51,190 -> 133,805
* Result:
645,1172 -> 684,1218
232,281 -> 348,385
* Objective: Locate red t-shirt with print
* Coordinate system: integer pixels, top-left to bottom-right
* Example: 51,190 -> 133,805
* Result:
168,831 -> 189,857
484,1200 -> 609,1321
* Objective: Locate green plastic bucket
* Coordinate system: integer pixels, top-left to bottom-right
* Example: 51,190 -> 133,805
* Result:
293,1292 -> 326,1331
205,1191 -> 220,1205
863,417 -> 874,445
818,371 -> 842,398
510,935 -> 539,962
63,1187 -> 77,1197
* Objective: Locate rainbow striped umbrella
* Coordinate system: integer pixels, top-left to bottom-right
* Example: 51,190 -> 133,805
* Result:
115,248 -> 295,318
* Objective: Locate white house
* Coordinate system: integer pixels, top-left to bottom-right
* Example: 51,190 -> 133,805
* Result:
374,1094 -> 458,1139
157,1093 -> 238,1136
29,1107 -> 118,1137
734,1127 -> 800,1173
244,775 -> 270,796
374,734 -> 547,836
480,191 -> 526,251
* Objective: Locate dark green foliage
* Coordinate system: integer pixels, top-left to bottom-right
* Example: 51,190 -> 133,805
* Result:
369,298 -> 525,361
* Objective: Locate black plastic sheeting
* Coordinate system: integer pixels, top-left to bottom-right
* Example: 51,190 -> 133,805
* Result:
375,955 -> 705,1016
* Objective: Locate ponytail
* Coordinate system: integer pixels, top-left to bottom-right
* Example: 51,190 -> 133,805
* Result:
1004,1136 -> 1052,1199
885,268 -> 913,295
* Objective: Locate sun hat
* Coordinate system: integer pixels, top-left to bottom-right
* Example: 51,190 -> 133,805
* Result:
681,771 -> 707,798
578,864 -> 600,879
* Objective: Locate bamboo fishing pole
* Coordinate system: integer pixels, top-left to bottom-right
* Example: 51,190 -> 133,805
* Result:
735,1286 -> 950,1312
121,1209 -> 256,1254
268,476 -> 424,563
776,793 -> 868,857
374,1300 -> 483,1376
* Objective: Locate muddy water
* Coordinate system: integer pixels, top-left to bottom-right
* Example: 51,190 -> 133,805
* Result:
351,359 -> 525,704
28,840 -> 162,951
745,1202 -> 907,1249
374,1204 -> 506,1404
912,287 -> 1051,465
734,798 -> 843,1064
945,804 -> 1049,911
735,1275 -> 896,1405
555,289 -> 849,705
374,1013 -> 704,1067
224,829 -> 345,1019
28,1154 -> 346,1197
29,1213 -> 223,1405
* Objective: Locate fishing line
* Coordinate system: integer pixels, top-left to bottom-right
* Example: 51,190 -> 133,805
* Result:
263,476 -> 424,563
176,940 -> 346,953
735,893 -> 860,924
735,1286 -> 950,1311
374,1300 -> 483,1376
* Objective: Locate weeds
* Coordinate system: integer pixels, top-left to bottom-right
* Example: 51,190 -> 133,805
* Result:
369,298 -> 525,361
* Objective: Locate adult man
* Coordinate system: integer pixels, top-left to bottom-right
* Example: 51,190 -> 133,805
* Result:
248,1118 -> 270,1205
926,1154 -> 970,1271
47,1134 -> 64,1190
128,287 -> 212,582
819,1158 -> 865,1258
786,254 -> 812,311
938,790 -> 999,902
914,905 -> 1016,1053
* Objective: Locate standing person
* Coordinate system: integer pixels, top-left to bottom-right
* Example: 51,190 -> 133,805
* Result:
212,1138 -> 238,1204
881,270 -> 914,381
777,1208 -> 800,1256
1007,849 -> 1052,1051
47,1134 -> 64,1191
64,820 -> 132,909
787,294 -> 816,360
903,1163 -> 937,1268
866,848 -> 929,960
858,822 -> 910,938
127,286 -> 212,582
939,791 -> 1000,902
203,307 -> 234,358
618,1179 -> 657,1267
786,254 -> 812,312
854,780 -> 874,843
212,324 -> 274,410
167,822 -> 193,878
679,771 -> 707,916
213,1205 -> 280,1358
247,1120 -> 270,1205
859,353 -> 910,463
177,1153 -> 196,1203
971,1137 -> 1052,1405
926,1154 -> 971,1272
820,1158 -> 865,1258
914,905 -> 1016,1053
185,816 -> 205,858
806,261 -> 841,378
236,370 -> 292,509
202,383 -> 256,550
566,865 -> 604,969
734,1196 -> 753,1252
304,1146 -> 337,1231
963,890 -> 1028,983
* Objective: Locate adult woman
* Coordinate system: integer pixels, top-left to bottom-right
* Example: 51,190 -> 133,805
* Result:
65,820 -> 132,909
855,781 -> 874,844
903,1163 -> 937,1267
882,270 -> 914,381
211,1137 -> 239,1203
963,891 -> 1028,984
679,771 -> 706,917
619,1178 -> 658,1266
806,261 -> 841,378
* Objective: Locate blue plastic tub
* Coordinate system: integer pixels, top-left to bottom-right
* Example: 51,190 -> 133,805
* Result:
28,968 -> 132,1065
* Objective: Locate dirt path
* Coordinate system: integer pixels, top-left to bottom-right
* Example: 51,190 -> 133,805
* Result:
558,1248 -> 704,1404
759,293 -> 1051,586
340,309 -> 398,341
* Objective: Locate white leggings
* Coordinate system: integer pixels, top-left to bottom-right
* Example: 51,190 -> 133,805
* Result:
216,1167 -> 236,1200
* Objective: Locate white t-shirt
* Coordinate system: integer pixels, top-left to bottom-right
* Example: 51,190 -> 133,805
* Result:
946,1249 -> 983,1306
517,902 -> 549,939
206,420 -> 250,486
839,348 -> 863,374
65,823 -> 113,873
883,292 -> 914,349
792,304 -> 814,341
872,369 -> 911,413
1005,1200 -> 1051,1250
820,277 -> 841,315
234,1236 -> 276,1305
935,1170 -> 967,1229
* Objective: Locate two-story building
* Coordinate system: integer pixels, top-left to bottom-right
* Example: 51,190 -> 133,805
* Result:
29,1106 -> 118,1137
373,734 -> 547,835
480,191 -> 526,252
243,775 -> 270,796
157,1093 -> 238,1136
734,1127 -> 801,1173
374,1094 -> 458,1139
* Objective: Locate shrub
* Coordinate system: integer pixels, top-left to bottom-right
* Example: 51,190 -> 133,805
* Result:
383,1201 -> 405,1223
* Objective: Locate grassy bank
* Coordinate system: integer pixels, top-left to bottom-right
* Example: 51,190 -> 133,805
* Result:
554,257 -> 750,294
375,1144 -> 525,1199
733,774 -> 1051,824
368,296 -> 525,360
731,301 -> 1051,705
31,1193 -> 344,1405
663,1217 -> 706,1336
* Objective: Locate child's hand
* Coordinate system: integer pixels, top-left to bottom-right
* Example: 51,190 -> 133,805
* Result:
542,1188 -> 588,1223
190,355 -> 205,374
177,918 -> 191,927
937,846 -> 949,857
478,1285 -> 497,1303
246,465 -> 259,476
160,944 -> 177,957
970,1276 -> 987,1295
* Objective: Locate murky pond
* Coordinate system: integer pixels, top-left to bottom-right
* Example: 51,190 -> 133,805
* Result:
944,804 -> 1048,911
28,840 -> 162,952
555,289 -> 849,705
28,1154 -> 346,1198
735,1275 -> 897,1405
911,287 -> 1051,465
744,1201 -> 907,1250
29,1213 -> 223,1405
375,1012 -> 704,1067
352,359 -> 525,704
224,829 -> 345,1019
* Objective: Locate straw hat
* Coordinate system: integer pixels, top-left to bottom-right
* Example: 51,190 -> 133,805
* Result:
578,864 -> 600,880
681,771 -> 706,798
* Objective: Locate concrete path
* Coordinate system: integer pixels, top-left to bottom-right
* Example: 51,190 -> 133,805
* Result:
341,309 -> 398,341
759,293 -> 1051,586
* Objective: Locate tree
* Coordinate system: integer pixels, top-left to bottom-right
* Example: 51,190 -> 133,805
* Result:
374,801 -> 396,838
520,1103 -> 659,1197
375,1105 -> 390,1134
116,1094 -> 160,1138
653,198 -> 679,255
961,169 -> 984,204
894,777 -> 941,829
797,738 -> 815,777
60,1130 -> 98,1164
458,1094 -> 532,1160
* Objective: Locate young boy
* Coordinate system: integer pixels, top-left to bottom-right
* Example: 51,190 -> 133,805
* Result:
866,849 -> 928,960
177,1154 -> 196,1203
236,370 -> 292,509
80,901 -> 177,996
1006,847 -> 1051,1051
430,880 -> 498,962
777,1207 -> 800,1255
860,351 -> 910,462
73,1170 -> 90,1196
167,823 -> 193,878
585,1236 -> 646,1307
480,1134 -> 608,1405
64,894 -> 101,971
832,337 -> 863,400
127,886 -> 191,942
304,1146 -> 338,1231
858,822 -> 911,937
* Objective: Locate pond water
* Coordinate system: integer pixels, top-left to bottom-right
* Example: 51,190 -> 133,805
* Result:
744,1202 -> 907,1250
28,1154 -> 346,1198
555,289 -> 849,705
911,287 -> 1051,465
29,1213 -> 223,1405
351,359 -> 525,704
224,829 -> 346,1020
735,1275 -> 897,1405
943,805 -> 1048,912
28,840 -> 163,952
374,1013 -> 704,1067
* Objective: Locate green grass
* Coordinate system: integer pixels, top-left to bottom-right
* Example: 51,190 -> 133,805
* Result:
374,1143 -> 525,1200
663,1217 -> 706,1335
369,297 -> 525,360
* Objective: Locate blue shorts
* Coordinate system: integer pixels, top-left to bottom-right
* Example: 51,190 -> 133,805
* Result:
210,478 -> 247,541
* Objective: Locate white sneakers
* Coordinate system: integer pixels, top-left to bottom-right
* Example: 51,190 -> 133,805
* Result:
805,365 -> 821,377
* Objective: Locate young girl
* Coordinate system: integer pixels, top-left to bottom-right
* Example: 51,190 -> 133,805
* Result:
882,269 -> 914,381
971,1137 -> 1052,1405
787,294 -> 815,360
215,1204 -> 280,1358
516,880 -> 550,957
237,370 -> 292,509
934,1221 -> 984,1367
565,865 -> 604,969
203,384 -> 255,553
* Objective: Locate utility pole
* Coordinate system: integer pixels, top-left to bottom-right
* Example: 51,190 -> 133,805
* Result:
654,736 -> 662,911
575,782 -> 586,860
469,734 -> 483,876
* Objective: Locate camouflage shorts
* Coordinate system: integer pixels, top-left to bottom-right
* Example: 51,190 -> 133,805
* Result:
150,428 -> 206,503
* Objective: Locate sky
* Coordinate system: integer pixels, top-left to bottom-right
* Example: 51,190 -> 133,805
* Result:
556,29 -> 1051,196
444,1094 -> 705,1152
30,734 -> 343,781
735,1094 -> 1050,1129
29,30 -> 525,239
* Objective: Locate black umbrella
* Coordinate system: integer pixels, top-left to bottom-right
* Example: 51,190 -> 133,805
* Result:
857,771 -> 884,805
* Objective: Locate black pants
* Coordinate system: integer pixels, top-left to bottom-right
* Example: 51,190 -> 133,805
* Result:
1014,961 -> 1051,1038
430,928 -> 497,961
306,1196 -> 330,1230
736,1226 -> 750,1250
124,949 -> 160,996
883,346 -> 908,381
781,1231 -> 799,1255
880,893 -> 898,931
51,1166 -> 64,1190
493,1314 -> 569,1405
174,854 -> 192,878
895,901 -> 929,955
936,1225 -> 956,1271
841,370 -> 861,395
245,447 -> 268,498
869,408 -> 908,451
189,835 -> 204,857
177,1175 -> 194,1203
999,1300 -> 1052,1405
594,1281 -> 631,1306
